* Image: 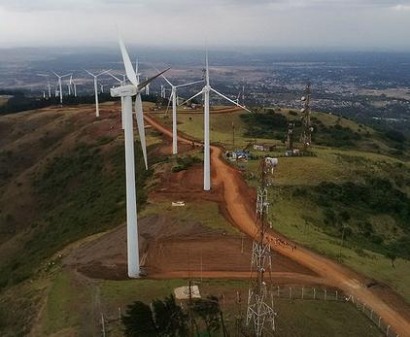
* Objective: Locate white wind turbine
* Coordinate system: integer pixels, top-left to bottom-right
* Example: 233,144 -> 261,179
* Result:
110,38 -> 169,278
71,77 -> 78,97
67,74 -> 73,96
52,71 -> 72,104
37,73 -> 51,98
183,51 -> 251,191
85,69 -> 110,117
161,74 -> 203,155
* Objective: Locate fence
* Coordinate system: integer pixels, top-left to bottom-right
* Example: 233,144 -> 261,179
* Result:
272,285 -> 343,302
348,294 -> 400,337
271,286 -> 400,337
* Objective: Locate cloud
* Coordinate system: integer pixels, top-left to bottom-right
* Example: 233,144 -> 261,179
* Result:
1,0 -> 408,12
0,0 -> 409,50
392,4 -> 410,11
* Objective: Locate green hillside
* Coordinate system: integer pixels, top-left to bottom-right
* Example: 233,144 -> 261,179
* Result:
0,105 -> 153,335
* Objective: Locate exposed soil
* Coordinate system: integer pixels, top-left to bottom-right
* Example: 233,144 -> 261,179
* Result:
62,105 -> 410,337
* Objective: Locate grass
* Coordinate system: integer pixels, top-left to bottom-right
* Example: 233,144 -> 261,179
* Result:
141,200 -> 240,235
40,271 -> 83,335
269,197 -> 410,303
62,277 -> 383,336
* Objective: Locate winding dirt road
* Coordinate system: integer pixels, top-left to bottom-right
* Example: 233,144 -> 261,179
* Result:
144,113 -> 410,337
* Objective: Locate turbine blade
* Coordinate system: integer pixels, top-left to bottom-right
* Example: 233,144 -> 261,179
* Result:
151,66 -> 173,86
84,69 -> 95,77
165,91 -> 173,115
161,74 -> 173,87
107,71 -> 122,83
97,69 -> 111,77
179,89 -> 204,106
210,87 -> 252,113
119,37 -> 139,87
176,80 -> 204,88
135,94 -> 148,169
205,49 -> 210,86
137,68 -> 170,92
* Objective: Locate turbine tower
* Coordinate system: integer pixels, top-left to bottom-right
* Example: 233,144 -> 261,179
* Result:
85,69 -> 110,117
52,71 -> 72,104
245,157 -> 277,337
183,50 -> 250,191
110,37 -> 169,278
160,74 -> 202,155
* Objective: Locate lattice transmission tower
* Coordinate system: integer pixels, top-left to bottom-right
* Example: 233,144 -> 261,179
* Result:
244,157 -> 277,337
300,82 -> 313,151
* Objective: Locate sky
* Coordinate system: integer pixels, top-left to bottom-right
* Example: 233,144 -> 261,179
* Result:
1,0 -> 410,51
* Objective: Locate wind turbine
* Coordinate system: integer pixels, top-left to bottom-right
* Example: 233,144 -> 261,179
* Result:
37,73 -> 51,98
160,74 -> 203,155
183,51 -> 251,191
72,77 -> 78,97
67,74 -> 72,96
110,38 -> 169,278
52,71 -> 72,104
85,69 -> 110,117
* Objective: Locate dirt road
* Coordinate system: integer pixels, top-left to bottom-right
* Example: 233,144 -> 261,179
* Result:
144,113 -> 410,337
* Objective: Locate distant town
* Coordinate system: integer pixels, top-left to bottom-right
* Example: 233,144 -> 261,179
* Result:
1,47 -> 410,135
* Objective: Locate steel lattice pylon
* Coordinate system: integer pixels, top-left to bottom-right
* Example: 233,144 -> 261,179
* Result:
245,159 -> 277,337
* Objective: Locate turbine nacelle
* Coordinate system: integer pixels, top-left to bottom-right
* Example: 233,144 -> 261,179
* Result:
110,85 -> 137,97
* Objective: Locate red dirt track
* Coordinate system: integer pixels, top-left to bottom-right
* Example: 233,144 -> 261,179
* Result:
142,112 -> 410,337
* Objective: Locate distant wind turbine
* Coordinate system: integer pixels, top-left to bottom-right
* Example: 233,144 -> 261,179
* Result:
67,74 -> 73,96
37,73 -> 51,98
52,71 -> 72,104
110,37 -> 169,278
85,69 -> 110,117
182,50 -> 251,191
160,74 -> 203,155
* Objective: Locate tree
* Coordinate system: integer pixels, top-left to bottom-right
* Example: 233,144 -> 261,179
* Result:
152,294 -> 188,337
192,296 -> 221,336
122,301 -> 157,337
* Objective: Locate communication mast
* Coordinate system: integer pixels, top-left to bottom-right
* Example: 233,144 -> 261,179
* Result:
300,82 -> 313,151
245,157 -> 277,337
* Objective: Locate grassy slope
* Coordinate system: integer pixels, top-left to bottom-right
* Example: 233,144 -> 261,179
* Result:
172,107 -> 410,303
0,104 -> 151,336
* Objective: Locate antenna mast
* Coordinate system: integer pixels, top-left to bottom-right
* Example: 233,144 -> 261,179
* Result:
300,82 -> 312,151
245,157 -> 276,336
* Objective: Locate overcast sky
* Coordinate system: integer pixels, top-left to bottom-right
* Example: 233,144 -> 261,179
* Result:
1,0 -> 410,51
